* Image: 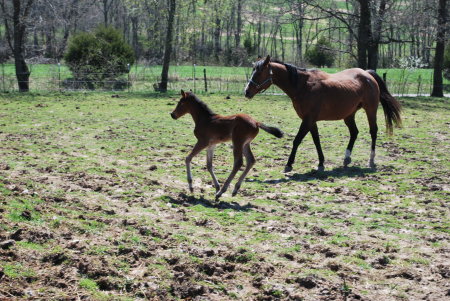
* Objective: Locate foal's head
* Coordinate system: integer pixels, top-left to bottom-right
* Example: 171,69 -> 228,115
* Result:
170,90 -> 215,120
170,90 -> 191,119
245,55 -> 273,99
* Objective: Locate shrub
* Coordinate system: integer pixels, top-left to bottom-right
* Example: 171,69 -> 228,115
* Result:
64,26 -> 135,89
305,36 -> 335,67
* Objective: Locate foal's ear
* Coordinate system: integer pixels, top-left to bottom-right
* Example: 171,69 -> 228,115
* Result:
263,55 -> 271,66
180,89 -> 186,98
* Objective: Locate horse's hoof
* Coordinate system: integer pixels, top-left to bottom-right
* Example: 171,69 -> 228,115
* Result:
317,165 -> 325,172
284,165 -> 293,173
215,191 -> 223,200
343,157 -> 351,167
189,187 -> 194,193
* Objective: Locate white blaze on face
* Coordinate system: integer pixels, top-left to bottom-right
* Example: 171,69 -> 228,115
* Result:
245,69 -> 256,92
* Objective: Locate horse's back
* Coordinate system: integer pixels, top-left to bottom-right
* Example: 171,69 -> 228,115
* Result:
300,68 -> 379,121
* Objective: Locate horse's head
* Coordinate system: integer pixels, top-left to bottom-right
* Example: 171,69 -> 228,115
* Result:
171,90 -> 191,119
245,55 -> 273,99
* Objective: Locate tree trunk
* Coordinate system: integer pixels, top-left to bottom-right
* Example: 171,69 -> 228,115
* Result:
214,15 -> 221,60
131,16 -> 140,59
357,0 -> 371,69
431,0 -> 447,97
368,0 -> 387,71
235,0 -> 243,48
7,0 -> 33,92
159,0 -> 176,92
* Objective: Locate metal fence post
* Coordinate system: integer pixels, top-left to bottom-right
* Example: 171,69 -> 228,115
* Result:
127,63 -> 130,93
203,68 -> 207,93
193,64 -> 196,93
58,63 -> 61,91
1,63 -> 5,92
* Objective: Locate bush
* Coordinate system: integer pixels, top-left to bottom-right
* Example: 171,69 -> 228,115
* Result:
305,36 -> 335,68
64,26 -> 135,89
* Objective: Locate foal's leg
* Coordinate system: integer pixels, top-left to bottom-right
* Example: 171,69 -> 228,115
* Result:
232,143 -> 256,196
285,119 -> 312,172
310,122 -> 325,171
366,111 -> 378,169
206,146 -> 220,192
343,114 -> 359,167
186,141 -> 208,192
215,144 -> 244,200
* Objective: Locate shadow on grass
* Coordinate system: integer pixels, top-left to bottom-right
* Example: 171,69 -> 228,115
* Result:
165,193 -> 255,211
251,166 -> 377,185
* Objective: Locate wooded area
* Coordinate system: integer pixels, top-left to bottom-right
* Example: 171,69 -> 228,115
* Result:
0,0 -> 448,94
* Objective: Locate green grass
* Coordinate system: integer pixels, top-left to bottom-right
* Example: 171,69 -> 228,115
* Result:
0,91 -> 448,300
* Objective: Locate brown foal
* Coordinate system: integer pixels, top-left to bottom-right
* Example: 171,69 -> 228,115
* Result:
245,55 -> 402,172
171,90 -> 283,199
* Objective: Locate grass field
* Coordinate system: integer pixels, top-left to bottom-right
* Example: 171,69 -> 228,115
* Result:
0,92 -> 449,300
1,63 -> 449,95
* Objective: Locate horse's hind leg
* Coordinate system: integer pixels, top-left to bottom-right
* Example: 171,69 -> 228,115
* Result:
343,114 -> 359,167
232,143 -> 256,196
310,122 -> 325,171
366,111 -> 378,169
215,143 -> 244,200
206,146 -> 220,192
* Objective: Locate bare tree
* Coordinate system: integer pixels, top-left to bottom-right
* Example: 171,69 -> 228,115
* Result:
431,0 -> 448,97
159,0 -> 176,92
1,0 -> 34,92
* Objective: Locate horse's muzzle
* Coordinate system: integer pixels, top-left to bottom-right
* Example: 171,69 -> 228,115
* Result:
170,112 -> 177,119
244,90 -> 253,99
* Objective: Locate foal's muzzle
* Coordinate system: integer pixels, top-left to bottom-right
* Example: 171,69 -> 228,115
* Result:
170,112 -> 177,119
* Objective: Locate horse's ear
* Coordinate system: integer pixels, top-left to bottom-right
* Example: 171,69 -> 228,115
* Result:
181,89 -> 186,98
263,55 -> 271,66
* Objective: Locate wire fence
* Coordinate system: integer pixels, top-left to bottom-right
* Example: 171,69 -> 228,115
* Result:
0,63 -> 449,96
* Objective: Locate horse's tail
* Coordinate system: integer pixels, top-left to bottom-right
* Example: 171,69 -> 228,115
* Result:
366,69 -> 402,135
258,123 -> 284,138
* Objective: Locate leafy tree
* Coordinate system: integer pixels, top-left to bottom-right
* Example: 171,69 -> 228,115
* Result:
305,36 -> 335,68
64,26 -> 135,89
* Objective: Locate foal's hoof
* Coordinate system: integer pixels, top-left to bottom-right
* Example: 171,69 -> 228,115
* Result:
189,187 -> 194,193
317,165 -> 325,172
215,192 -> 223,200
284,165 -> 293,173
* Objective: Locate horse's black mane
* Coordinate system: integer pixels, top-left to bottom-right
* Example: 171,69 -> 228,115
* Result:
270,59 -> 308,86
188,93 -> 216,116
255,58 -> 309,86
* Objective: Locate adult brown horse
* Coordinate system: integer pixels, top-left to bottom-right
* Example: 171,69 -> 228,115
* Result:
244,55 -> 402,172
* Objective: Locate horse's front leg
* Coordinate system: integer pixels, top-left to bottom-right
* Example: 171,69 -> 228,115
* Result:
285,119 -> 311,172
310,122 -> 325,171
185,141 -> 208,192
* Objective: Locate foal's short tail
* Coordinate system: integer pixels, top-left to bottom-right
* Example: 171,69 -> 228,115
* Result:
258,123 -> 284,138
366,69 -> 402,135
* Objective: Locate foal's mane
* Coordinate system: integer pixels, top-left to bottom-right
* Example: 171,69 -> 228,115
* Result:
187,93 -> 216,116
